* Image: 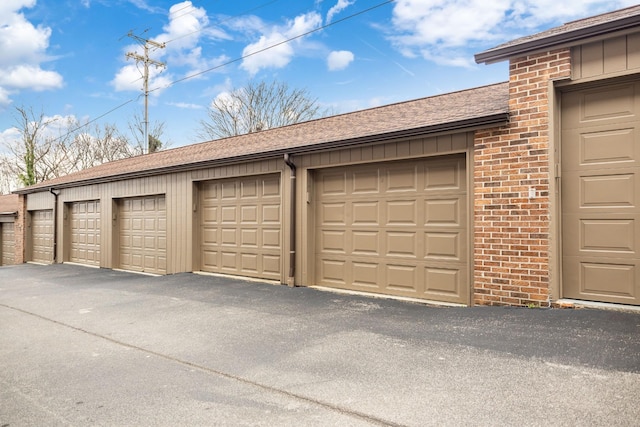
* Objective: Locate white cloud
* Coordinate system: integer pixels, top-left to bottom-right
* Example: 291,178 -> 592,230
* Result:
166,101 -> 203,109
240,12 -> 322,75
327,0 -> 354,23
388,0 -> 639,66
112,1 -> 231,94
0,65 -> 64,91
0,0 -> 63,108
327,50 -> 354,71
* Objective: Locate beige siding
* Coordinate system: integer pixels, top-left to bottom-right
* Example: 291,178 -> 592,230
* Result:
26,191 -> 54,210
572,34 -> 640,81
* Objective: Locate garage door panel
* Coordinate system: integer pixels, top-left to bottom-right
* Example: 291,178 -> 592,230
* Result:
387,201 -> 417,225
200,174 -> 282,280
315,156 -> 468,304
352,262 -> 379,287
262,204 -> 280,223
425,232 -> 460,260
353,170 -> 379,193
425,267 -> 460,295
386,165 -> 418,192
119,195 -> 166,275
581,128 -> 635,164
262,229 -> 280,248
562,81 -> 640,305
425,161 -> 464,190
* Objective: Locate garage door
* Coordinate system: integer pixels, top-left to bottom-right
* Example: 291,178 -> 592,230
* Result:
200,174 -> 281,280
315,155 -> 468,304
562,80 -> 640,306
1,222 -> 15,266
119,195 -> 166,275
31,210 -> 53,264
69,200 -> 100,266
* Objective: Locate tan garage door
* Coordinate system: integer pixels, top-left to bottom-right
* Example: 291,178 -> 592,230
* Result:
315,155 -> 468,304
69,200 -> 100,266
31,210 -> 53,264
562,80 -> 640,306
119,195 -> 166,275
200,174 -> 281,280
1,222 -> 15,266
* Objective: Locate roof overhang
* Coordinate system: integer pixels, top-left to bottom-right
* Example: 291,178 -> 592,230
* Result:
16,112 -> 509,194
475,14 -> 640,64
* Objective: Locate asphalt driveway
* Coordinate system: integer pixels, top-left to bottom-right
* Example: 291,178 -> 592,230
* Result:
1,264 -> 639,426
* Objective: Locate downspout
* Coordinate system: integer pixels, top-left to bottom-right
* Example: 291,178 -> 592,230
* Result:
49,188 -> 60,263
283,154 -> 296,287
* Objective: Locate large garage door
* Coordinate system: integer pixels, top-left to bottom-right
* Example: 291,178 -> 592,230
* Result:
562,80 -> 640,306
69,200 -> 100,266
31,210 -> 53,264
200,174 -> 281,280
315,155 -> 468,304
119,195 -> 166,275
1,222 -> 15,266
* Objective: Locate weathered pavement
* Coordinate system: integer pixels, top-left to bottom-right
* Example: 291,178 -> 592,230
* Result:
1,263 -> 639,426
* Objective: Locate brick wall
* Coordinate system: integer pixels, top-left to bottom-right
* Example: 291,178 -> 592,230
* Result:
473,49 -> 571,306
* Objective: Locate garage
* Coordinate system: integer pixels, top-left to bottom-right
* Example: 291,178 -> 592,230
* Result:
118,195 -> 166,275
69,200 -> 100,266
30,210 -> 53,264
1,222 -> 15,266
314,155 -> 468,304
561,80 -> 640,306
200,174 -> 282,280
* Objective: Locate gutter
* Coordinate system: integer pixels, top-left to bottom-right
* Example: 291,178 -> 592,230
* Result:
49,188 -> 60,263
15,113 -> 509,195
475,14 -> 640,64
283,154 -> 296,287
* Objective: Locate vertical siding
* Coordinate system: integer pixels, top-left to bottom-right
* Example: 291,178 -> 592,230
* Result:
572,34 -> 640,80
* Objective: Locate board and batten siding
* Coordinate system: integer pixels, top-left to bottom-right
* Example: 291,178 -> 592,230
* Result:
572,33 -> 640,81
40,158 -> 284,277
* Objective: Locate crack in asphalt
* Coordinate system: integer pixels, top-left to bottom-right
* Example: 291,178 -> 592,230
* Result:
1,303 -> 406,427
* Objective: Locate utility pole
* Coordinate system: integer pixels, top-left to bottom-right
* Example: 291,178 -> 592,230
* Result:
126,32 -> 166,154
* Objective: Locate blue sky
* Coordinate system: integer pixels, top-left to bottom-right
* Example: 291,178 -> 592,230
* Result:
0,0 -> 636,148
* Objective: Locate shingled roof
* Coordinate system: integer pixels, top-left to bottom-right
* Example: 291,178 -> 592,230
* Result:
476,5 -> 640,64
17,82 -> 509,193
0,194 -> 18,215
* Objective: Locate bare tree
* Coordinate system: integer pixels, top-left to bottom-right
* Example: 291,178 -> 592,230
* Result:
127,111 -> 167,154
0,106 -> 141,191
0,106 -> 72,188
197,80 -> 330,140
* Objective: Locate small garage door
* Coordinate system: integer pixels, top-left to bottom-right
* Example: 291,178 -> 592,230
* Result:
69,200 -> 100,266
1,222 -> 15,266
315,155 -> 468,304
31,210 -> 53,264
200,174 -> 281,280
119,195 -> 166,275
562,80 -> 640,306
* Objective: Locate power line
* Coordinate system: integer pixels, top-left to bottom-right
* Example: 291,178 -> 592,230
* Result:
125,32 -> 166,154
152,0 -> 395,92
34,0 -> 394,146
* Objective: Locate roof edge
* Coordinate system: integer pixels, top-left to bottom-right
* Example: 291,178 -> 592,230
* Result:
475,14 -> 640,64
16,112 -> 509,194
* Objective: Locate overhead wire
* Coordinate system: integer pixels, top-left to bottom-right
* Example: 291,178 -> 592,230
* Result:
152,0 -> 395,92
40,0 -> 395,144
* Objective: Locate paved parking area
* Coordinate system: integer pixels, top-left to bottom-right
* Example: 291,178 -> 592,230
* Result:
1,263 -> 639,426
